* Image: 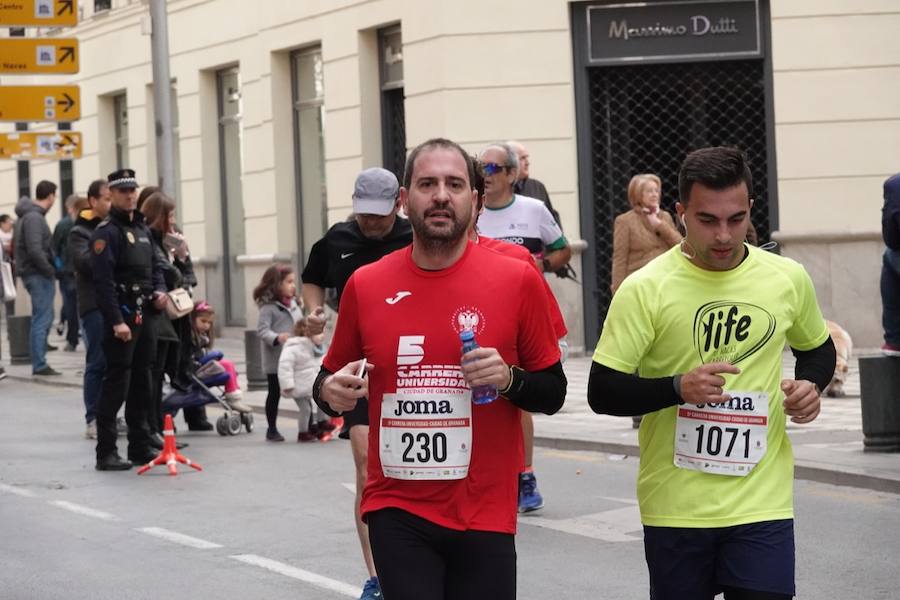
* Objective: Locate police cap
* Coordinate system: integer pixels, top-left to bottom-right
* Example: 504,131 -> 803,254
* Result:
108,168 -> 138,190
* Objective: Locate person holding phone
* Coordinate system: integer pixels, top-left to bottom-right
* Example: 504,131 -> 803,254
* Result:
314,138 -> 566,600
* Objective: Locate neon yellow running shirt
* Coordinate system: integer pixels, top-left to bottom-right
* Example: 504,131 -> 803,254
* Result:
593,245 -> 829,528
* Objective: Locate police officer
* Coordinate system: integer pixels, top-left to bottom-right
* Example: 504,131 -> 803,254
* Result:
91,169 -> 168,471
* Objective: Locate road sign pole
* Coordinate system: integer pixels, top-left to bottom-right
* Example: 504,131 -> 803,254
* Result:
150,0 -> 175,198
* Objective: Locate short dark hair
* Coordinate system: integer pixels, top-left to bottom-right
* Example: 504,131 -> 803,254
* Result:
678,147 -> 753,204
87,179 -> 108,200
0,214 -> 11,225
403,138 -> 475,192
35,180 -> 57,201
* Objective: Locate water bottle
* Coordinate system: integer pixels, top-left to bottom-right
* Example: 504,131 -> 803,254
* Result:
460,329 -> 498,405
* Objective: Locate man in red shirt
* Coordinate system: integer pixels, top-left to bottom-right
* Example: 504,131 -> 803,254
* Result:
314,138 -> 566,600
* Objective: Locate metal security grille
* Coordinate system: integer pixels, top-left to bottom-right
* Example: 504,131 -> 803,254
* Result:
588,59 -> 771,327
382,88 -> 407,181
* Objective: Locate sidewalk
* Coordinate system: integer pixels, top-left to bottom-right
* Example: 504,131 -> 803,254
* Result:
2,323 -> 898,494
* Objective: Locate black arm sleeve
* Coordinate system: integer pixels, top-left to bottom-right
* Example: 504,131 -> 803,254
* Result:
502,361 -> 567,415
314,362 -> 568,417
587,362 -> 681,417
312,366 -> 342,418
791,335 -> 836,392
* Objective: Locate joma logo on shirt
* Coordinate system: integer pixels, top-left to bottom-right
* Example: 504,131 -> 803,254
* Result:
393,399 -> 453,416
693,301 -> 776,365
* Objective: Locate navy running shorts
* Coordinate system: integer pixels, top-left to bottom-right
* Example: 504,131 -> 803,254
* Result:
643,519 -> 795,599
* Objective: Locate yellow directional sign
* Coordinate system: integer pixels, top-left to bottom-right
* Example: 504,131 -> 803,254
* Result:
0,0 -> 77,27
0,131 -> 82,159
0,85 -> 80,122
0,38 -> 79,74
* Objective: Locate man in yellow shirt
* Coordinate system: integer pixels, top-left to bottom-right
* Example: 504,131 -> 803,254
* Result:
589,147 -> 836,600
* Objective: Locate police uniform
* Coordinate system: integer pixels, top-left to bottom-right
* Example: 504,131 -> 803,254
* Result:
91,169 -> 167,470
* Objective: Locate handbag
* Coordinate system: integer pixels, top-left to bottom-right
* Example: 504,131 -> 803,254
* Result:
0,261 -> 15,303
165,287 -> 194,319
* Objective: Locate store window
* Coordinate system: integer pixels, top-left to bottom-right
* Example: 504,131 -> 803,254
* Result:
216,67 -> 246,325
378,25 -> 406,180
113,93 -> 128,169
290,46 -> 327,264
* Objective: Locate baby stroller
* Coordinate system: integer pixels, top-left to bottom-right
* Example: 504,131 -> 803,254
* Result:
161,351 -> 254,436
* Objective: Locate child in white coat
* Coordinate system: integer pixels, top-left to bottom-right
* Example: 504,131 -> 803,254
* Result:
277,317 -> 336,442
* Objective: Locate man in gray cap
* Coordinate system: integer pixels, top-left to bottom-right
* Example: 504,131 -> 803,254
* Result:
301,166 -> 412,600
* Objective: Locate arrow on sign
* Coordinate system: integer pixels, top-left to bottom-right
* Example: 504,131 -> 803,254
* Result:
59,46 -> 75,63
57,134 -> 78,148
58,93 -> 76,113
57,0 -> 74,16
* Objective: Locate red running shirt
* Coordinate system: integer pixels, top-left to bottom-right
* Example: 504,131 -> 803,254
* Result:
324,242 -> 560,534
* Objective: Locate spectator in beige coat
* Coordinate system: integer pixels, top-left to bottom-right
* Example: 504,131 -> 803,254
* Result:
610,174 -> 682,294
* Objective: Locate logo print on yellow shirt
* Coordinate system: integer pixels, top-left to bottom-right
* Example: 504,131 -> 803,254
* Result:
693,301 -> 776,365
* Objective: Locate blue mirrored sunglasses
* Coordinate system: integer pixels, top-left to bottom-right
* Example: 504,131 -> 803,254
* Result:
481,162 -> 511,176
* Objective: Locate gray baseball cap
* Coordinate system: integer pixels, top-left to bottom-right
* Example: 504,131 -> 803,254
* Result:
352,168 -> 399,216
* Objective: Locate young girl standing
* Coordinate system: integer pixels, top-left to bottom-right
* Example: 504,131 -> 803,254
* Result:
254,265 -> 302,441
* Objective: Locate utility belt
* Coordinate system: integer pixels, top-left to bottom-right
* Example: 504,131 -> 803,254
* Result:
117,282 -> 153,325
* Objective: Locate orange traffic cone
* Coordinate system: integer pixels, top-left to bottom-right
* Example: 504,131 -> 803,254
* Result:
137,414 -> 203,476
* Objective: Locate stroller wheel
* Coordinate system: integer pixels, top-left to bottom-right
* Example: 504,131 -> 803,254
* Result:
241,412 -> 254,433
227,413 -> 242,436
215,415 -> 229,436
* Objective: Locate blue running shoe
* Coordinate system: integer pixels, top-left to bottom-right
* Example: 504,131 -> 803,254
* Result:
518,471 -> 544,513
360,576 -> 382,599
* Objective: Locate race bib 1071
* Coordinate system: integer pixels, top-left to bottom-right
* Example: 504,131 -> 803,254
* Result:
674,391 -> 768,477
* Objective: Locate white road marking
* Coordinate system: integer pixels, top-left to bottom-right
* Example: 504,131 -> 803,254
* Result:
50,500 -> 118,521
521,505 -> 643,542
0,482 -> 37,497
136,527 -> 223,549
341,482 -> 355,494
230,554 -> 362,598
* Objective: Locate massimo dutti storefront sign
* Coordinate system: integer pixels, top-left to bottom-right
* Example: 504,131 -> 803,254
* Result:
587,0 -> 761,64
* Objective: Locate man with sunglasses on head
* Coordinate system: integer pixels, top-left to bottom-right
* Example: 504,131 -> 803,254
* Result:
476,142 -> 571,514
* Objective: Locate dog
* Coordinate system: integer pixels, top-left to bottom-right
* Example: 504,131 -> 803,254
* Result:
824,320 -> 853,397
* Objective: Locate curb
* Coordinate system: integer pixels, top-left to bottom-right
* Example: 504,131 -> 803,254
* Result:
10,376 -> 899,495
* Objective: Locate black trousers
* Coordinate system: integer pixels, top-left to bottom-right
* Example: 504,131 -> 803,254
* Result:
95,312 -> 157,460
367,508 -> 517,600
149,337 -> 175,435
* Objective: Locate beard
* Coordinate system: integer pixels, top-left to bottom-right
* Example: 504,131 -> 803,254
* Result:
407,202 -> 470,252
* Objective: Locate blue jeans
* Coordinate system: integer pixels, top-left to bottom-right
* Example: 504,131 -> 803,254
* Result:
23,274 -> 55,372
882,249 -> 900,345
81,309 -> 106,423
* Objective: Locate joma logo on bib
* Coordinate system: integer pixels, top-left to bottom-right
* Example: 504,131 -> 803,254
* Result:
695,395 -> 756,411
393,398 -> 454,416
693,301 -> 776,365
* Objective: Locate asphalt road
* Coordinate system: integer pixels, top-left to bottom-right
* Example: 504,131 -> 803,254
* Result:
1,382 -> 897,599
